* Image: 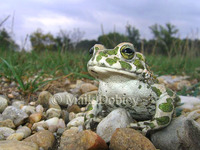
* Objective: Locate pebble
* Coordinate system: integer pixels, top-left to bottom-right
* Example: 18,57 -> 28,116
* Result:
96,108 -> 133,142
36,91 -> 52,108
32,117 -> 65,132
57,118 -> 65,129
29,113 -> 42,124
46,108 -> 61,119
32,121 -> 48,131
46,117 -> 65,132
36,105 -> 44,113
45,117 -> 59,127
67,104 -> 81,113
110,128 -> 156,150
0,119 -> 15,128
67,117 -> 84,128
16,126 -> 31,138
2,77 -> 10,82
179,96 -> 200,111
0,140 -> 39,150
10,81 -> 17,87
12,100 -> 25,109
24,130 -> 55,150
2,106 -> 28,126
60,129 -> 108,150
69,112 -> 76,121
3,83 -> 9,87
11,91 -> 20,97
0,96 -> 8,113
50,92 -> 77,109
7,132 -> 24,140
158,75 -> 191,91
80,83 -> 98,94
21,105 -> 36,115
29,101 -> 36,106
69,84 -> 77,89
81,107 -> 86,112
57,127 -> 65,136
151,110 -> 200,150
173,80 -> 191,90
158,75 -> 190,84
69,80 -> 84,96
64,78 -> 71,85
8,93 -> 15,99
0,127 -> 15,140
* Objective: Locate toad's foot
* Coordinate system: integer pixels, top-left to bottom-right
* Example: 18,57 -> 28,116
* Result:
130,120 -> 154,135
84,117 -> 102,130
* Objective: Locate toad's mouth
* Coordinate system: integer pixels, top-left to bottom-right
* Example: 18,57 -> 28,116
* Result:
88,65 -> 139,80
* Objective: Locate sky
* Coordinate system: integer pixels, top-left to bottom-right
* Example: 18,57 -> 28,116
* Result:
0,0 -> 200,48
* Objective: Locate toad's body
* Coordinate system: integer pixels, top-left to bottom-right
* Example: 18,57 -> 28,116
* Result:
97,76 -> 157,120
85,42 -> 180,134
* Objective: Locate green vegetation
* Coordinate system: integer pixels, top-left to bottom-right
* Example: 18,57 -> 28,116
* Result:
0,49 -> 90,78
1,49 -> 199,80
147,55 -> 200,77
0,49 -> 91,93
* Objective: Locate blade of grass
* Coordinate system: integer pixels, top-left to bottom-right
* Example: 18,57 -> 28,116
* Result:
1,57 -> 25,90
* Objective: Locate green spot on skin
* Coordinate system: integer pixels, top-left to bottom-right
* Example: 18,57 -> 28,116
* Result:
106,58 -> 117,66
133,59 -> 144,70
175,107 -> 183,117
96,55 -> 102,62
136,53 -> 145,61
119,61 -> 132,70
95,47 -> 99,50
174,95 -> 181,105
166,88 -> 174,97
159,98 -> 174,112
149,123 -> 156,129
138,85 -> 142,89
87,104 -> 93,111
99,51 -> 108,57
84,115 -> 87,122
152,87 -> 162,97
114,57 -> 120,61
107,47 -> 119,55
166,98 -> 173,103
156,116 -> 170,125
89,114 -> 94,118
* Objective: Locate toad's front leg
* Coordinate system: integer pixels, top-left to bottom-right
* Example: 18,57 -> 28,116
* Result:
84,100 -> 103,130
130,85 -> 179,135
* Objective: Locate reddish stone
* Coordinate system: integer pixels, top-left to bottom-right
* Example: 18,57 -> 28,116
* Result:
60,129 -> 108,150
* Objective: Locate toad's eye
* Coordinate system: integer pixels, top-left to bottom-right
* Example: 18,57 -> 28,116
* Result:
89,47 -> 94,55
120,46 -> 135,59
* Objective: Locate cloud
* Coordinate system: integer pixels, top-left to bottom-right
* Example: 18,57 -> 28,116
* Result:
0,0 -> 200,48
24,12 -> 76,31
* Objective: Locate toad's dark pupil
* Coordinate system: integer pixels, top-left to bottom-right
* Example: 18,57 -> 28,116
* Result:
123,48 -> 134,54
89,47 -> 94,55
